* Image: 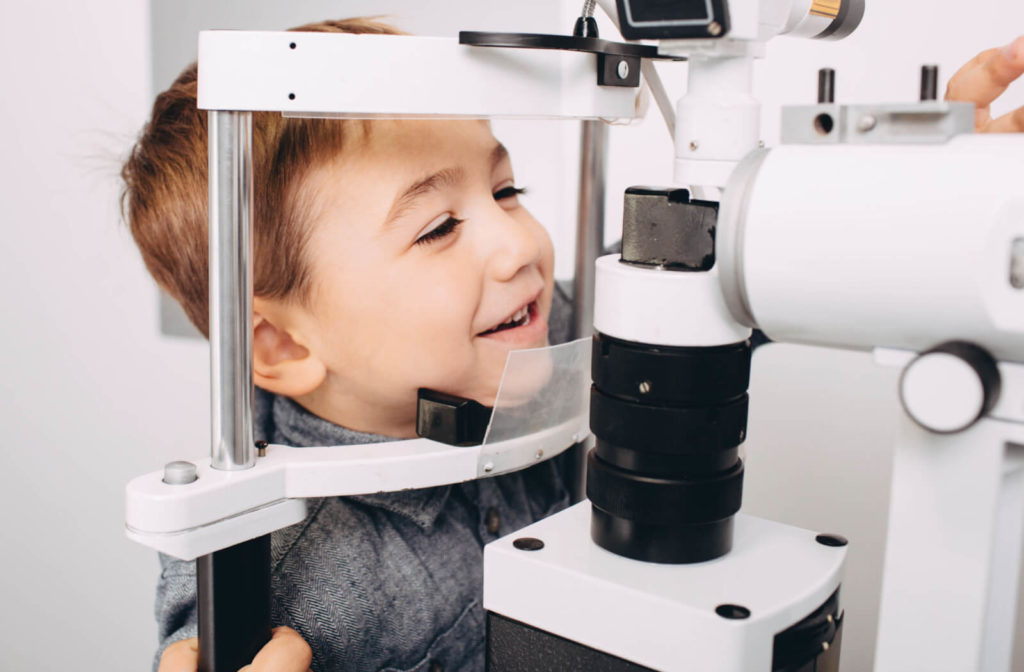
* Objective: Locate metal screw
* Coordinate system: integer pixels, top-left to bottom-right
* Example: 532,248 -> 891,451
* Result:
689,141 -> 699,152
708,21 -> 722,36
163,461 -> 198,485
638,380 -> 652,394
617,60 -> 630,80
483,462 -> 494,473
535,449 -> 544,460
858,114 -> 877,133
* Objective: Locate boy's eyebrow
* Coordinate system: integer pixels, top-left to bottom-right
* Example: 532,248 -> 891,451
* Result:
384,143 -> 510,227
491,142 -> 509,167
385,167 -> 464,226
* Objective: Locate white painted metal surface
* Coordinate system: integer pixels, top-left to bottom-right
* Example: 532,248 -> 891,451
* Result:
675,55 -> 760,188
126,418 -> 583,560
780,0 -> 835,39
126,499 -> 308,562
718,136 -> 1024,364
874,403 -> 1024,671
900,352 -> 988,433
594,254 -> 752,346
485,502 -> 846,671
197,32 -> 640,119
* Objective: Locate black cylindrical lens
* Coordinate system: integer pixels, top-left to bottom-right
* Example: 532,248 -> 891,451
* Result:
587,333 -> 751,563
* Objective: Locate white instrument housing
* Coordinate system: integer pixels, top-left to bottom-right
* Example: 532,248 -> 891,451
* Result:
485,502 -> 846,672
718,136 -> 1024,364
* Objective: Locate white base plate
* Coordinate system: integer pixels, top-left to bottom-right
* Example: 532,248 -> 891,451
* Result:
484,502 -> 846,671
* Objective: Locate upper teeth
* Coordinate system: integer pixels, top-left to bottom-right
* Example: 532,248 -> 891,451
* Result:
509,306 -> 528,323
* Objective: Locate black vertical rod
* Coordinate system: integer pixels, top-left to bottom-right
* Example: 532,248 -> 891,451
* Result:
920,65 -> 939,101
198,535 -> 273,671
817,68 -> 836,104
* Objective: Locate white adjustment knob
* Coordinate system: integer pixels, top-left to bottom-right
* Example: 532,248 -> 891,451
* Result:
899,342 -> 1001,434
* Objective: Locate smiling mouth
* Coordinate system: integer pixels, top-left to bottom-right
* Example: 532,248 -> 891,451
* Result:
480,301 -> 536,336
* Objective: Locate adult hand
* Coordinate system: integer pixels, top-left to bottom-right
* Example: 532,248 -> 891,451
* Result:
945,35 -> 1024,132
158,627 -> 313,672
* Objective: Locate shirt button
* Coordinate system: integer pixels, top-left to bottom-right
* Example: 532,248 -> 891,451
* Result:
429,660 -> 443,672
485,507 -> 501,535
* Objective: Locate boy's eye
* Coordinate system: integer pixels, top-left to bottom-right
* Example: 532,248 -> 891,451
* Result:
493,185 -> 526,202
415,214 -> 464,246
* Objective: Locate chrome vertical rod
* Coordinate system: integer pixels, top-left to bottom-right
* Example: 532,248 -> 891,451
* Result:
571,119 -> 608,340
209,110 -> 255,471
567,118 -> 607,504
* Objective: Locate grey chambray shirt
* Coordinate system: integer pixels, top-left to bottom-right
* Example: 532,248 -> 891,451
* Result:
154,286 -> 574,672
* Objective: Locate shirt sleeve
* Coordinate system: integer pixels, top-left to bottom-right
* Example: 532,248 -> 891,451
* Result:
153,553 -> 199,671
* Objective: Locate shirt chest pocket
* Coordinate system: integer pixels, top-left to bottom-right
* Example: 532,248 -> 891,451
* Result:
381,600 -> 485,672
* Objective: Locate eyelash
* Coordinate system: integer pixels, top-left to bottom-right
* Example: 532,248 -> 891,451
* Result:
415,216 -> 464,246
413,185 -> 526,246
494,185 -> 526,201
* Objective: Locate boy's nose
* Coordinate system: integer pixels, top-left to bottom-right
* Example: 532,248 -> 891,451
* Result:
484,208 -> 543,282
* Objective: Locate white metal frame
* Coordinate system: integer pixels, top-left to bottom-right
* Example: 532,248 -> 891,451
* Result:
197,31 -> 640,118
485,503 -> 846,671
126,417 -> 584,560
873,359 -> 1024,671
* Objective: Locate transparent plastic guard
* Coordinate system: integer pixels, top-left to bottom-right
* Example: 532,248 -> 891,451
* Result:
477,337 -> 591,477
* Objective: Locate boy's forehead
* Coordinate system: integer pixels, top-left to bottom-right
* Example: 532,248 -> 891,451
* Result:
355,119 -> 498,160
303,118 -> 507,225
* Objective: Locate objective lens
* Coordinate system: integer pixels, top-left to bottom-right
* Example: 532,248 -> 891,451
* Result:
586,334 -> 751,564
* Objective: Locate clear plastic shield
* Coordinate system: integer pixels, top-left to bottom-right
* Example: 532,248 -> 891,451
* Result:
477,337 -> 591,477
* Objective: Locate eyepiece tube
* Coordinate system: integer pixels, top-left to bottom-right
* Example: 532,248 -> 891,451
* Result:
781,0 -> 866,42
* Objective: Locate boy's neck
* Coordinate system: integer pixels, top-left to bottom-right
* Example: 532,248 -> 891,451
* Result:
292,387 -> 418,440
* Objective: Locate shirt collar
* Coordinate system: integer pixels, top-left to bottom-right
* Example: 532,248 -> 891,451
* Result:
258,388 -> 451,531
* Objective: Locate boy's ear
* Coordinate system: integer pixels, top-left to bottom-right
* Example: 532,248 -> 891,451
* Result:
252,298 -> 326,398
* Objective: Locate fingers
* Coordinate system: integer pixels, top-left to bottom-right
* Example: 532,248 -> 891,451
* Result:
984,105 -> 1024,133
158,638 -> 199,672
239,627 -> 313,672
945,36 -> 1024,126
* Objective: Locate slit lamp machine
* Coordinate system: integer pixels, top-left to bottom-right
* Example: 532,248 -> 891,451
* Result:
125,0 -> 1024,669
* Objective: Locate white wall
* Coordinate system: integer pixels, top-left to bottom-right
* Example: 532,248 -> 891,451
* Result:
0,1 -> 209,669
2,1 -> 1022,670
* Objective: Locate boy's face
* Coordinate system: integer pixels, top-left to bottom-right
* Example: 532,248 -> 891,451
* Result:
285,120 -> 555,437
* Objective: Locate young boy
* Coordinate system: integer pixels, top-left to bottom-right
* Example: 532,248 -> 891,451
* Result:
125,14 -> 1024,671
124,17 -> 574,672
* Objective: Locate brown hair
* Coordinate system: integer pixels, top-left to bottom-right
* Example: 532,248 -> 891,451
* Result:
121,18 -> 401,337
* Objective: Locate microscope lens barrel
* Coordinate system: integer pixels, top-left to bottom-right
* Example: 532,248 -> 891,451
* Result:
587,334 -> 750,563
717,137 -> 1024,364
781,0 -> 866,41
588,186 -> 752,563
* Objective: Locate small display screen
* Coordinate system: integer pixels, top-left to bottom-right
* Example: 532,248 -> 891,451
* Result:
626,0 -> 711,24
